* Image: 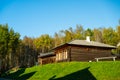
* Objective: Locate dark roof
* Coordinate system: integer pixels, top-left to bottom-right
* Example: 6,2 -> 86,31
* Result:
53,40 -> 116,49
38,52 -> 55,58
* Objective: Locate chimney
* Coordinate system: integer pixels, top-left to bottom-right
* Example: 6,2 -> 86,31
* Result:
86,36 -> 90,42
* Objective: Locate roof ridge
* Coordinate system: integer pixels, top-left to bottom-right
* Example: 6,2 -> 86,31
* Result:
68,39 -> 116,48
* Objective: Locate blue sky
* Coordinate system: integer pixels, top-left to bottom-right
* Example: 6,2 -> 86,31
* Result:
0,0 -> 120,39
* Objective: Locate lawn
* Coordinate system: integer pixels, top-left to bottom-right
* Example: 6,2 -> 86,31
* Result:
1,61 -> 120,80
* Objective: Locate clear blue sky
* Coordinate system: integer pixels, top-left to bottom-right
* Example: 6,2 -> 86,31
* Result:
0,0 -> 120,39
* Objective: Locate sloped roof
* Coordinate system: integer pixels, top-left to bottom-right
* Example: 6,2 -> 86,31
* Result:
38,52 -> 55,58
68,40 -> 116,48
53,40 -> 116,49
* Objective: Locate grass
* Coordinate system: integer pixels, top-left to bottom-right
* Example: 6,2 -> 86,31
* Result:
1,61 -> 120,80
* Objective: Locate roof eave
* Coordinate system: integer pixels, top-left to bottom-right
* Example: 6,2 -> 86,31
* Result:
52,43 -> 68,50
69,43 -> 117,49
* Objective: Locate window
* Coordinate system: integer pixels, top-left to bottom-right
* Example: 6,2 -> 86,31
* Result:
56,49 -> 68,61
63,49 -> 67,59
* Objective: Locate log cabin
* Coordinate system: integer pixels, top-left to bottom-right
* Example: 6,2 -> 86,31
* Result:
53,36 -> 116,62
38,37 -> 116,64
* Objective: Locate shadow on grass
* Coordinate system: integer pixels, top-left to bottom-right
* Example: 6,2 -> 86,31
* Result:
18,71 -> 36,80
4,68 -> 26,79
3,68 -> 36,80
49,67 -> 96,80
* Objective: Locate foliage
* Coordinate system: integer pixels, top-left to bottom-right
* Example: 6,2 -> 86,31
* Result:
19,36 -> 37,67
54,32 -> 63,47
34,34 -> 53,53
102,27 -> 119,46
2,61 -> 120,80
53,25 -> 120,47
117,26 -> 120,42
93,28 -> 103,42
74,25 -> 84,40
112,46 -> 120,55
0,24 -> 20,73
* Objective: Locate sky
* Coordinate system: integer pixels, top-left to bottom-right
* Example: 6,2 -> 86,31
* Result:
0,0 -> 120,39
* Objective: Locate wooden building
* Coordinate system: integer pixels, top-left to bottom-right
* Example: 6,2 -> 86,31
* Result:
38,37 -> 116,64
53,37 -> 116,62
38,52 -> 56,65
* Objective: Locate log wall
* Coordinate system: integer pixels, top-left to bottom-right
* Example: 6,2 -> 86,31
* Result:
70,46 -> 112,61
38,56 -> 56,65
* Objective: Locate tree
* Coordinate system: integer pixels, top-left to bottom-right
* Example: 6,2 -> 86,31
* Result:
0,24 -> 9,71
54,32 -> 62,47
8,28 -> 20,67
0,24 -> 20,72
117,26 -> 120,42
84,28 -> 94,40
93,28 -> 103,42
63,30 -> 73,42
102,27 -> 118,46
34,34 -> 53,53
19,36 -> 37,67
74,25 -> 84,39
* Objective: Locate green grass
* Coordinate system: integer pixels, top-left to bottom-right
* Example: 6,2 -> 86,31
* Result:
2,61 -> 120,80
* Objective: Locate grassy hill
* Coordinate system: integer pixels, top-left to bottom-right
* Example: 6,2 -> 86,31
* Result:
2,61 -> 120,80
